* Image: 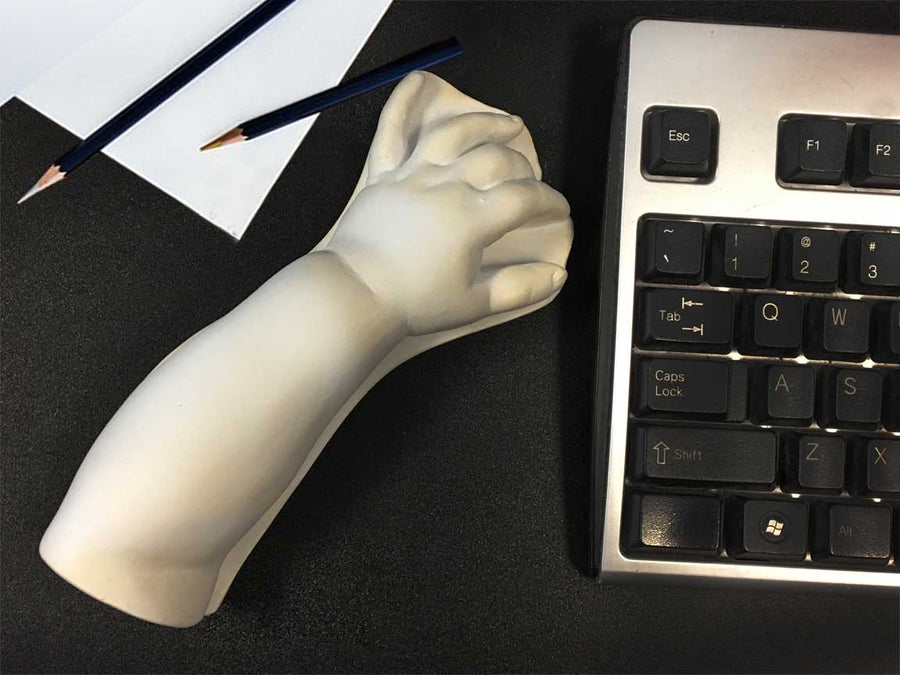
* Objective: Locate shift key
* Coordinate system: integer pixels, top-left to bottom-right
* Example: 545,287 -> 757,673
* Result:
638,358 -> 730,415
641,288 -> 734,349
638,426 -> 777,485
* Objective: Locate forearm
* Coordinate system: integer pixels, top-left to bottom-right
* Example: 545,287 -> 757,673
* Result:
45,250 -> 404,565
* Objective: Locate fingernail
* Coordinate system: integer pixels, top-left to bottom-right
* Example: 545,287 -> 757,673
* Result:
552,269 -> 567,286
511,115 -> 523,125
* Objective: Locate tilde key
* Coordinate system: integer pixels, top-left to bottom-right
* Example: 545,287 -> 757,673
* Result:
641,288 -> 734,351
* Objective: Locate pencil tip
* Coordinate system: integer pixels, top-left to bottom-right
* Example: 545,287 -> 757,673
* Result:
17,165 -> 66,204
200,127 -> 246,151
17,183 -> 41,204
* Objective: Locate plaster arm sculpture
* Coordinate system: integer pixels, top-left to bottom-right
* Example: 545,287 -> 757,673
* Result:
40,72 -> 574,627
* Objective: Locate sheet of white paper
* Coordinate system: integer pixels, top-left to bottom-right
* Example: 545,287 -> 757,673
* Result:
0,0 -> 141,104
20,0 -> 392,239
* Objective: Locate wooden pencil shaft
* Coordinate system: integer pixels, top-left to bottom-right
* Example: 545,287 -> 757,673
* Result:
241,38 -> 463,139
55,0 -> 297,173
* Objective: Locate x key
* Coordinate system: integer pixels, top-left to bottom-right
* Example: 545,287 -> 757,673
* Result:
866,439 -> 900,494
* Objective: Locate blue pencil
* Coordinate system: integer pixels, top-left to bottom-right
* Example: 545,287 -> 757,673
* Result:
200,37 -> 463,151
19,0 -> 299,204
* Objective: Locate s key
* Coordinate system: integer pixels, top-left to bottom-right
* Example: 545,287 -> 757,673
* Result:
819,369 -> 883,427
640,288 -> 734,352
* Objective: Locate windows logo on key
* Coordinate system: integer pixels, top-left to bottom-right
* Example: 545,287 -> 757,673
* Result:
765,519 -> 784,538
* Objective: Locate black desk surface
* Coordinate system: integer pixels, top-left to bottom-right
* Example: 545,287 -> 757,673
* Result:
2,2 -> 899,673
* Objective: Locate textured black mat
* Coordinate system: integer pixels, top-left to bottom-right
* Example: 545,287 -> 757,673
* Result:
2,2 -> 898,673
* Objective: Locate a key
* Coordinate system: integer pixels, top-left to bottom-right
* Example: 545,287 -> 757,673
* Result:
636,426 -> 776,484
728,499 -> 808,560
640,288 -> 733,352
778,228 -> 841,290
818,504 -> 892,564
865,439 -> 900,494
807,299 -> 871,360
642,220 -> 704,282
744,294 -> 804,355
791,435 -> 845,490
630,494 -> 720,552
778,117 -> 849,185
849,123 -> 900,190
758,365 -> 815,423
709,224 -> 773,285
848,232 -> 900,291
874,302 -> 900,362
637,358 -> 729,416
819,369 -> 883,427
643,107 -> 718,180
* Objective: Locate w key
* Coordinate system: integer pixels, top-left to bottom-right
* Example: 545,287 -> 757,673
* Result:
641,288 -> 734,351
807,299 -> 870,360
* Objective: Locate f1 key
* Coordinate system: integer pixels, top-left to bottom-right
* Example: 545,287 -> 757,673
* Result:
641,288 -> 734,352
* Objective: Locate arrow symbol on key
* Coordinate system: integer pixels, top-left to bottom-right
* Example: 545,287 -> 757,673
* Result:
682,325 -> 705,334
653,441 -> 669,464
682,300 -> 704,307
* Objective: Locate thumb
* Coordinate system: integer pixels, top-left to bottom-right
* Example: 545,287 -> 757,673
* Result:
366,72 -> 428,180
473,262 -> 567,317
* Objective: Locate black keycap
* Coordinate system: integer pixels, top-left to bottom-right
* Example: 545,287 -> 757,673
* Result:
795,435 -> 845,490
778,228 -> 841,290
641,288 -> 733,351
643,107 -> 718,179
873,302 -> 900,362
885,372 -> 900,432
746,294 -> 804,355
643,220 -> 704,282
778,117 -> 848,185
728,499 -> 808,560
820,504 -> 892,564
632,494 -> 720,552
637,358 -> 729,416
761,365 -> 815,422
636,426 -> 776,485
851,232 -> 900,291
849,123 -> 900,189
866,439 -> 900,494
709,224 -> 773,285
819,369 -> 883,427
892,303 -> 900,355
807,299 -> 870,360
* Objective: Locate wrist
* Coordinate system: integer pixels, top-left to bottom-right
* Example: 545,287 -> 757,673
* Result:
306,250 -> 408,341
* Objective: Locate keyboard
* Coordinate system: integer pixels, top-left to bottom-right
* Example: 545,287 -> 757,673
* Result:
592,20 -> 900,589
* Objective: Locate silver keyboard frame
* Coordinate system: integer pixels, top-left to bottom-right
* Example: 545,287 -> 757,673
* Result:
598,20 -> 900,589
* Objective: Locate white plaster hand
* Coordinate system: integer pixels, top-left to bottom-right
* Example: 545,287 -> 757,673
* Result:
327,108 -> 570,334
39,72 -> 574,628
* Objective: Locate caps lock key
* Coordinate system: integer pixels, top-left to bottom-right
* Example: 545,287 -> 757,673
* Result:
638,358 -> 731,416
